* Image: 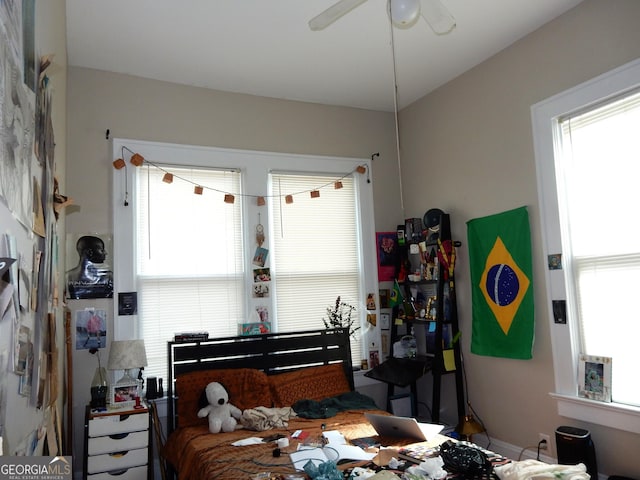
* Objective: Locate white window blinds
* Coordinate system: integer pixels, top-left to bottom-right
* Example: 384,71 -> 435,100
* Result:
136,166 -> 245,379
269,172 -> 363,365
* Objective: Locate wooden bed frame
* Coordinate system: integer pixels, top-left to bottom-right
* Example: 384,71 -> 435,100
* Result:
166,327 -> 353,435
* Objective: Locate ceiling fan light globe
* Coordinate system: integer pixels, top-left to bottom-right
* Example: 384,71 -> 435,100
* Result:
390,0 -> 420,28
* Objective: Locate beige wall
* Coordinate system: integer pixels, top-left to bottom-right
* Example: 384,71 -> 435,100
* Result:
65,68 -> 401,235
65,66 -> 401,465
399,0 -> 640,476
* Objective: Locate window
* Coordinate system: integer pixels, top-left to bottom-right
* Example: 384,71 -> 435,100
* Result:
270,173 -> 363,364
112,139 -> 378,380
136,166 -> 245,378
532,58 -> 640,432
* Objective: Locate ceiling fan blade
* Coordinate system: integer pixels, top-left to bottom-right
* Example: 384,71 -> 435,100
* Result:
419,0 -> 456,35
309,0 -> 368,31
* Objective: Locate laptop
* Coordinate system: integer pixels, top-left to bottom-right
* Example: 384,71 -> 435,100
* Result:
364,413 -> 444,441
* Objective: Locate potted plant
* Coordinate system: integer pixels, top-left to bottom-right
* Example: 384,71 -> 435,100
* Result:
323,296 -> 360,338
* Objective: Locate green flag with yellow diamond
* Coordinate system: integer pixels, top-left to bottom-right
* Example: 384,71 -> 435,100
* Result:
389,279 -> 404,308
467,206 -> 534,359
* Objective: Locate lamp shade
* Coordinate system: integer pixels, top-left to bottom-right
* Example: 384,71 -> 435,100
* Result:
107,340 -> 148,371
456,414 -> 485,439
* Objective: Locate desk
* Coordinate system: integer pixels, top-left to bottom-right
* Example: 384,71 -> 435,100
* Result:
364,356 -> 431,417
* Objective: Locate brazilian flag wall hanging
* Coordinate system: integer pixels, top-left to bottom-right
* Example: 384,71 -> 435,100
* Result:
466,206 -> 534,359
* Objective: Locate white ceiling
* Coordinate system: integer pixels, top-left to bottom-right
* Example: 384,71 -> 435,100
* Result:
65,0 -> 584,112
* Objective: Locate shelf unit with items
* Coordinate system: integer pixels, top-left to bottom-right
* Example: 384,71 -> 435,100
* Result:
368,212 -> 465,424
84,403 -> 152,480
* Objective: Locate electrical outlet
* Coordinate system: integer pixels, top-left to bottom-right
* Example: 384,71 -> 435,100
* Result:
538,433 -> 550,449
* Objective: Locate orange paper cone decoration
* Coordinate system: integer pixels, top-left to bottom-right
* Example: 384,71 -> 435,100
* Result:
162,173 -> 174,183
356,165 -> 366,174
257,196 -> 266,206
224,194 -> 235,204
285,195 -> 294,204
113,158 -> 126,169
194,185 -> 203,195
130,153 -> 145,166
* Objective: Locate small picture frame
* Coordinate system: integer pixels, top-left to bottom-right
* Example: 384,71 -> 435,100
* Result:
109,382 -> 139,408
426,296 -> 437,320
380,313 -> 390,330
578,354 -> 612,402
379,289 -> 390,308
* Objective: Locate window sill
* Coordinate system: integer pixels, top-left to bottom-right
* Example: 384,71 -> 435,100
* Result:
551,392 -> 640,433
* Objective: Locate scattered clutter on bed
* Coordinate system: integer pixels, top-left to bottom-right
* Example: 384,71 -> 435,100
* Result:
163,329 -> 516,480
163,361 -> 390,479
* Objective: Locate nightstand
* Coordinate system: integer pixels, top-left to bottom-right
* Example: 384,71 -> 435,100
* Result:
84,403 -> 152,480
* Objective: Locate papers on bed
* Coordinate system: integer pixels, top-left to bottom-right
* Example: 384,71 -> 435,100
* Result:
290,430 -> 376,470
231,437 -> 265,446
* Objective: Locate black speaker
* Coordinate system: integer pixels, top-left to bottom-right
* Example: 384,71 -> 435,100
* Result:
555,426 -> 598,479
146,376 -> 158,400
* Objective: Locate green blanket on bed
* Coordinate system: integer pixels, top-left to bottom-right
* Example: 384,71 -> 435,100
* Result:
292,391 -> 379,419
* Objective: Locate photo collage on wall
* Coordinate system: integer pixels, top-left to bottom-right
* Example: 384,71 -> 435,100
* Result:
241,220 -> 271,335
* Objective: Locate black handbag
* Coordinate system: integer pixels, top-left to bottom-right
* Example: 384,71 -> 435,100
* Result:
439,440 -> 492,476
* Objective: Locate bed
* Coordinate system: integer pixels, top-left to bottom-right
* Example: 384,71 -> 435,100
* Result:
162,328 -> 394,480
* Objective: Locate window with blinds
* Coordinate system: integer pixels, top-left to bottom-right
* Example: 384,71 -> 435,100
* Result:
135,166 -> 245,379
557,88 -> 640,407
269,172 -> 363,366
113,140 -> 377,384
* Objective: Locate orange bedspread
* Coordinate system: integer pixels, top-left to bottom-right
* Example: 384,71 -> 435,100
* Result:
163,409 -> 391,480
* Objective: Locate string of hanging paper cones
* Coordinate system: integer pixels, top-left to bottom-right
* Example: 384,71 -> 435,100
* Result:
113,146 -> 373,206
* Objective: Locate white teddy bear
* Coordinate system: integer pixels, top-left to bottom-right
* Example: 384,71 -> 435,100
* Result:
197,382 -> 242,433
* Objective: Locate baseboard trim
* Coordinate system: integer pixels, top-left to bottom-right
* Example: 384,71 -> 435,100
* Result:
473,436 -> 556,464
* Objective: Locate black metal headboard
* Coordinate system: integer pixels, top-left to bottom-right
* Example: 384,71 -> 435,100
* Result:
166,328 -> 353,434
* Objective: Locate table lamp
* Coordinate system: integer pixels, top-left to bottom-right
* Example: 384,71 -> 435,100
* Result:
107,339 -> 148,385
455,401 -> 485,441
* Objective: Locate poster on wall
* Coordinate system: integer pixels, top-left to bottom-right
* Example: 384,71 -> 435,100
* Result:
65,234 -> 113,299
376,232 -> 398,281
0,1 -> 35,230
74,308 -> 107,350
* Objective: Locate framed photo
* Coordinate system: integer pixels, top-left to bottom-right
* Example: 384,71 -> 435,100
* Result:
380,313 -> 390,330
379,289 -> 390,308
381,331 -> 389,356
578,354 -> 612,402
109,382 -> 139,408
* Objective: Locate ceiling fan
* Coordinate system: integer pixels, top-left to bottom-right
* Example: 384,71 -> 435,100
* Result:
309,0 -> 456,34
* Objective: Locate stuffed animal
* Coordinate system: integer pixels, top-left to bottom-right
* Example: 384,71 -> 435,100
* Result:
197,382 -> 242,433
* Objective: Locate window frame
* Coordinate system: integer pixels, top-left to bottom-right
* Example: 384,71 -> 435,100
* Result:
111,138 -> 379,371
531,58 -> 640,433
